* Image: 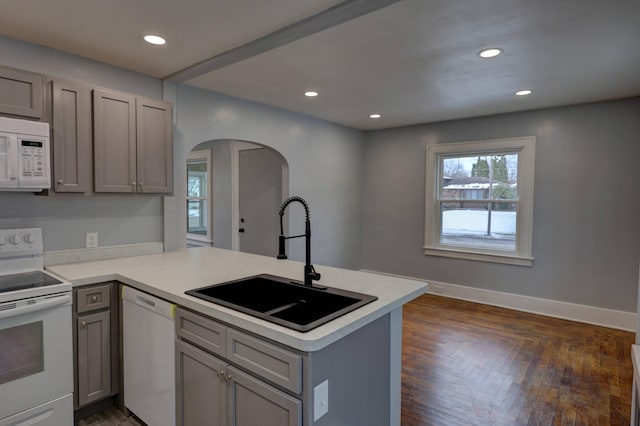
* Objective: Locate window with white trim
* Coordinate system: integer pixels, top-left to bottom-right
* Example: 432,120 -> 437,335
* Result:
424,137 -> 535,266
187,150 -> 212,245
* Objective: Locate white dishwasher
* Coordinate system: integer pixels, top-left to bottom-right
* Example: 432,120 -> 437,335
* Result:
122,286 -> 176,426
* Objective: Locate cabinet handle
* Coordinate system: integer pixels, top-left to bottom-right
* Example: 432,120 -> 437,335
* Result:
57,179 -> 63,185
131,182 -> 137,189
91,295 -> 98,302
225,374 -> 232,382
81,321 -> 87,328
139,182 -> 144,191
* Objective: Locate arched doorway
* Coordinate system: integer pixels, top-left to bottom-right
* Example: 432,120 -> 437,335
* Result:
186,139 -> 289,257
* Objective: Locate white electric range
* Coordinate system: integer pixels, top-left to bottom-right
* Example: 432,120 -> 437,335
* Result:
0,228 -> 73,426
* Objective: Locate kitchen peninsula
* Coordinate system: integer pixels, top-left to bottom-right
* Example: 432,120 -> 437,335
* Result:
47,247 -> 427,425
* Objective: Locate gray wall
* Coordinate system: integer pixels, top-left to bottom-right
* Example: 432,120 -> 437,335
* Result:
361,98 -> 640,312
164,84 -> 365,270
0,35 -> 164,251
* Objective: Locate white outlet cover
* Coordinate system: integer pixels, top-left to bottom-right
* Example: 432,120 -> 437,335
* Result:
313,380 -> 329,421
86,232 -> 98,248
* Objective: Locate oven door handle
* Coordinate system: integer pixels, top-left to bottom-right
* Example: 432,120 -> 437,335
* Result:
0,293 -> 71,320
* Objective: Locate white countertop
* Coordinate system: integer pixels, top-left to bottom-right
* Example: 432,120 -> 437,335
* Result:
46,247 -> 428,352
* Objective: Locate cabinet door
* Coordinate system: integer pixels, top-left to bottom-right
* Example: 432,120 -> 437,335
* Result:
136,96 -> 173,194
77,310 -> 111,407
0,65 -> 44,119
51,80 -> 91,193
227,366 -> 302,426
93,88 -> 136,193
176,340 -> 227,426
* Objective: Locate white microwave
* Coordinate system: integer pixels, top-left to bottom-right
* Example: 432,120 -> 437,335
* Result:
0,117 -> 51,191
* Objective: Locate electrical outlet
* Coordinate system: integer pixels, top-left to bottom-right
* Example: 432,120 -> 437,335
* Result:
313,380 -> 329,421
86,232 -> 98,248
431,284 -> 443,294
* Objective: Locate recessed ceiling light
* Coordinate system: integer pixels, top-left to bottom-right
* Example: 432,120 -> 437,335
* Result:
143,34 -> 166,45
515,89 -> 532,96
369,114 -> 381,119
478,48 -> 503,58
304,91 -> 319,97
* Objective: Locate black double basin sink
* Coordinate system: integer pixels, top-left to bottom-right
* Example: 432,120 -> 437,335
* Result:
186,274 -> 377,332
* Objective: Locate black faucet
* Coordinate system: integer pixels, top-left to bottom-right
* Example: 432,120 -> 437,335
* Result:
277,196 -> 321,287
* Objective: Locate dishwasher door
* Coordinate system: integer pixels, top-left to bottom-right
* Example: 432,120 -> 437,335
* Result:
122,286 -> 176,426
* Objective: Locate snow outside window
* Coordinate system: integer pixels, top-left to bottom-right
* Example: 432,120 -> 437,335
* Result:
424,137 -> 535,266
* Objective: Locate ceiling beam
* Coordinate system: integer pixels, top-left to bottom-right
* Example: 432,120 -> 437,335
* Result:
163,0 -> 401,83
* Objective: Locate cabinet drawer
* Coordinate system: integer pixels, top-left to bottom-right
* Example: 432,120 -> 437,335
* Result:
176,308 -> 226,358
226,329 -> 302,394
76,284 -> 111,313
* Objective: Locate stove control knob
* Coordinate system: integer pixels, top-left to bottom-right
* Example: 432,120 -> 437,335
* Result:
0,236 -> 6,246
9,234 -> 21,245
24,233 -> 36,244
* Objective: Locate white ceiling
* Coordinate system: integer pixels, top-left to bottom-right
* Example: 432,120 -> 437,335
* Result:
2,0 -> 639,130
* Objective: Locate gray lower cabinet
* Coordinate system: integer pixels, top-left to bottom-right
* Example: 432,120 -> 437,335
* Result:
175,308 -> 302,426
176,305 -> 397,426
176,340 -> 227,426
50,78 -> 92,193
76,310 -> 111,406
73,283 -> 119,409
93,88 -> 173,194
0,64 -> 45,119
227,366 -> 302,426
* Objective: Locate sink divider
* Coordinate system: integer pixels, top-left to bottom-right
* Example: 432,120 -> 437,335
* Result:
264,301 -> 300,316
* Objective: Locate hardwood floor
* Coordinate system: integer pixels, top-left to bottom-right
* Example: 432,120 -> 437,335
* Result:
401,294 -> 635,426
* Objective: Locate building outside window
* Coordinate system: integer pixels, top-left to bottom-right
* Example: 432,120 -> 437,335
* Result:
187,150 -> 212,245
424,137 -> 535,266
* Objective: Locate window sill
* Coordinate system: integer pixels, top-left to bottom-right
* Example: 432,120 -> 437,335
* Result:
187,234 -> 213,247
423,246 -> 533,267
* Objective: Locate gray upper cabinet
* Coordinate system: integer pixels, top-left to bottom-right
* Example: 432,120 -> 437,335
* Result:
51,79 -> 92,193
136,97 -> 173,194
93,88 -> 137,193
93,88 -> 173,194
0,65 -> 45,119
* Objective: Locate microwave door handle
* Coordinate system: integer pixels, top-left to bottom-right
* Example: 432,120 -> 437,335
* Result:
7,136 -> 17,180
0,293 -> 71,320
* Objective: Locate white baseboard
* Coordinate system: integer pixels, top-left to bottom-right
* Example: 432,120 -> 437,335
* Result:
361,270 -> 637,332
44,242 -> 164,266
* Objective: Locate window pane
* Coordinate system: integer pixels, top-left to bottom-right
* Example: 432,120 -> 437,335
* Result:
440,203 -> 516,251
187,199 -> 209,235
187,162 -> 208,197
440,153 -> 519,201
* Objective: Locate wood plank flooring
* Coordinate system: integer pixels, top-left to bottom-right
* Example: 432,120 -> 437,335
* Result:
77,407 -> 142,426
402,294 -> 635,426
80,293 -> 635,425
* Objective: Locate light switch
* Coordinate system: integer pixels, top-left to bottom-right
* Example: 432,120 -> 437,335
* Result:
313,379 -> 329,421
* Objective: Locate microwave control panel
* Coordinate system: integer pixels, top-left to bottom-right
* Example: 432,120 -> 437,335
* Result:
20,140 -> 46,178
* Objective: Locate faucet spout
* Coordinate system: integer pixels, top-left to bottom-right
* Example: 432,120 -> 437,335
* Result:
277,196 -> 321,286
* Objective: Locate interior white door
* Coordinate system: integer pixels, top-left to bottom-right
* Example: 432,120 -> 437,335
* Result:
238,148 -> 283,257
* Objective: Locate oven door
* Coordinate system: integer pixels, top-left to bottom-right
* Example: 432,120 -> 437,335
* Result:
0,292 -> 73,420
